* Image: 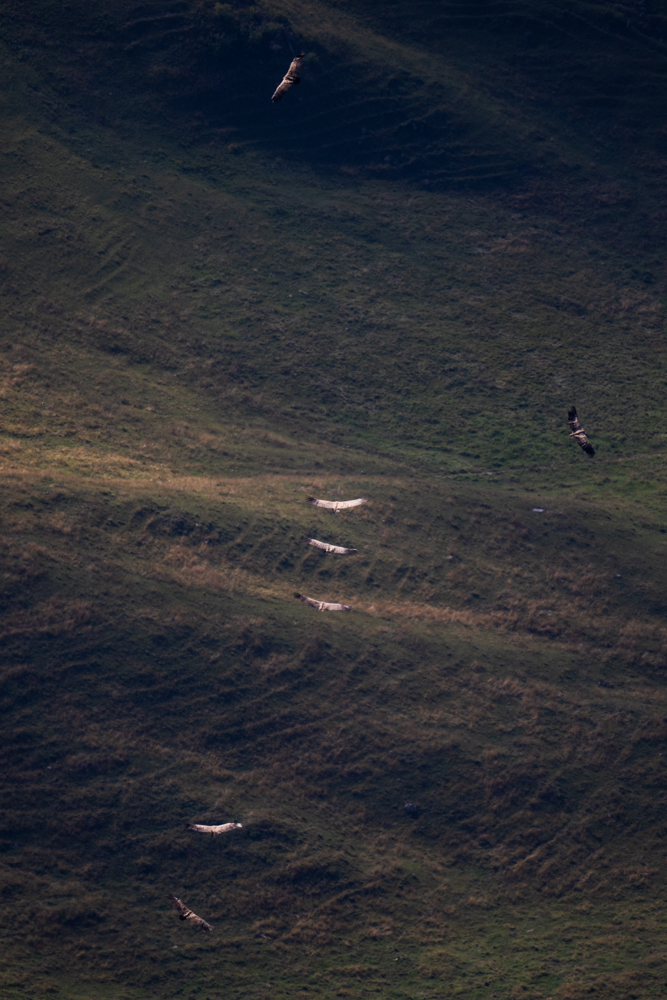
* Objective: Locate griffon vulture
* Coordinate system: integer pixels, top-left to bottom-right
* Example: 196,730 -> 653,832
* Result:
295,592 -> 351,612
567,406 -> 595,457
187,822 -> 243,838
308,538 -> 357,554
271,52 -> 305,103
168,895 -> 213,933
307,497 -> 367,512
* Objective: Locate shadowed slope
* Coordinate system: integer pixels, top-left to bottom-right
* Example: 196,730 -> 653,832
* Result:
2,0 -> 667,472
9,0 -> 667,191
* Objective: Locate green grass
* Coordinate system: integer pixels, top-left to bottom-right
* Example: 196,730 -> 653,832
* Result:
2,1 -> 667,997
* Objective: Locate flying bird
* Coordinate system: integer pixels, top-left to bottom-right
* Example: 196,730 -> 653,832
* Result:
308,538 -> 357,555
307,497 -> 367,512
168,895 -> 213,933
187,822 -> 243,838
271,52 -> 305,102
295,592 -> 351,612
567,406 -> 595,457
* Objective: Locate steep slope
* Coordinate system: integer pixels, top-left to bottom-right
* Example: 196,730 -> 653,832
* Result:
2,0 -> 667,469
1,2 -> 667,999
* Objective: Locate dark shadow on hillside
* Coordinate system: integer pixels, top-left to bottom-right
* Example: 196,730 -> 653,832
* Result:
0,0 -> 536,189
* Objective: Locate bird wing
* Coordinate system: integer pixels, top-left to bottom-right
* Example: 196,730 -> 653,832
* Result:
271,78 -> 292,102
567,407 -> 595,456
169,895 -> 189,918
575,433 -> 595,456
308,538 -> 357,554
334,498 -> 367,509
567,406 -> 583,433
308,537 -> 332,550
320,602 -> 352,611
188,912 -> 213,933
187,824 -> 214,834
295,592 -> 320,608
307,497 -> 335,508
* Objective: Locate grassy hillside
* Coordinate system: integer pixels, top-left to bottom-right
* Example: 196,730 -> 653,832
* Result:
2,1 -> 667,998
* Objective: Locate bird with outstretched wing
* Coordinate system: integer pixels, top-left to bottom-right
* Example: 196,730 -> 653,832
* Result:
567,406 -> 595,456
187,822 -> 243,837
295,592 -> 351,612
308,538 -> 357,554
168,895 -> 213,933
307,497 -> 367,512
271,52 -> 305,102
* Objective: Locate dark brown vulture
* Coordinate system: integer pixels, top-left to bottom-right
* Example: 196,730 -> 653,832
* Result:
271,52 -> 305,102
168,895 -> 213,933
308,538 -> 357,554
567,406 -> 595,457
294,592 -> 351,612
307,496 -> 367,512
